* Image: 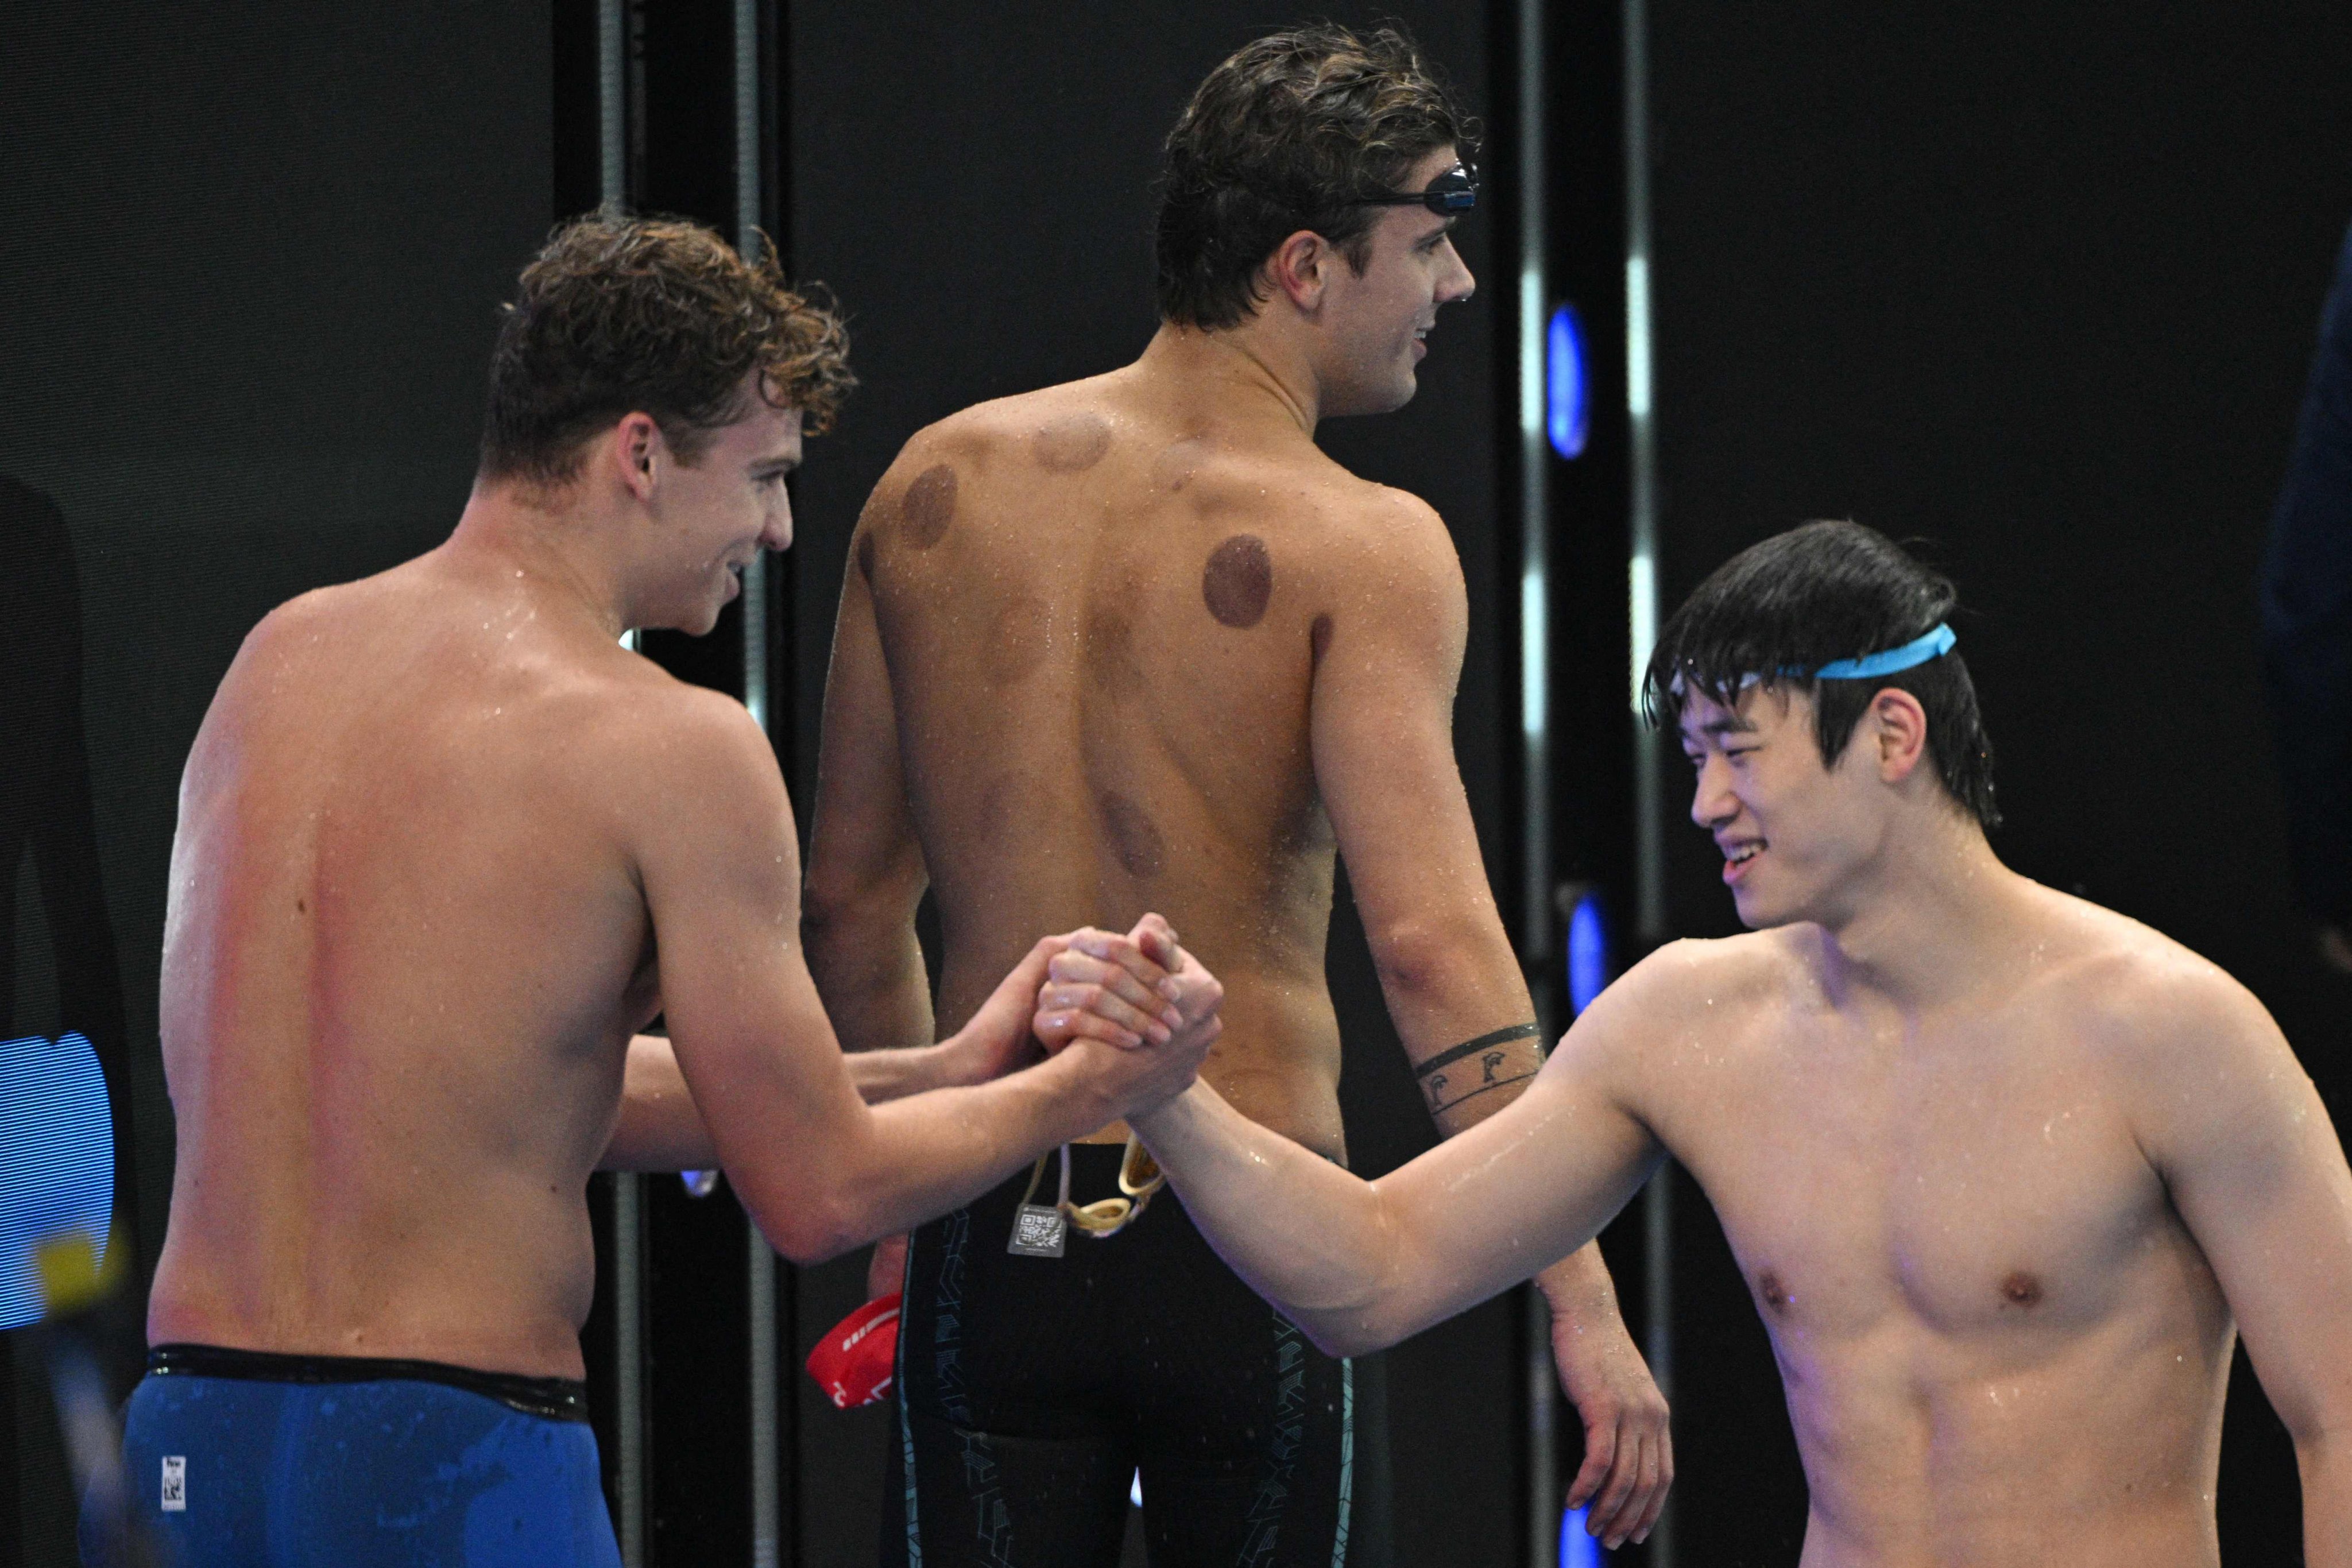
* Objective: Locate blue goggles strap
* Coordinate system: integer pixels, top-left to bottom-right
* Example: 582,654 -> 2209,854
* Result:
1801,623 -> 1956,680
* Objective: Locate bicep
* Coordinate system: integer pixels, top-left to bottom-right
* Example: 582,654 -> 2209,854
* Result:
634,709 -> 869,1192
1372,1016 -> 1665,1331
1309,521 -> 1511,1005
2153,1009 -> 2352,1436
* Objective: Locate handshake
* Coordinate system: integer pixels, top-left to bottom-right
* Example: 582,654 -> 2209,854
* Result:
945,912 -> 1225,1127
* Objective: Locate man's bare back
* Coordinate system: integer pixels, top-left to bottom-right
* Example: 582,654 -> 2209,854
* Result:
156,553 -> 745,1377
152,409 -> 1223,1387
822,365 -> 1460,1157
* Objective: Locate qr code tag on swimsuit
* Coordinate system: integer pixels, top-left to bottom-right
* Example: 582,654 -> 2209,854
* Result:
161,1455 -> 186,1511
1007,1204 -> 1066,1258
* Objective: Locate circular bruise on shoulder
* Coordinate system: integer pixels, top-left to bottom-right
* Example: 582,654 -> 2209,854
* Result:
1202,533 -> 1272,629
1032,413 -> 1113,474
900,463 -> 957,549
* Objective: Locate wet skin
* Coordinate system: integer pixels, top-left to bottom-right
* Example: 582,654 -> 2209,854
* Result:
1131,683 -> 2352,1566
807,149 -> 1676,1549
806,149 -> 1488,1162
149,398 -> 1216,1380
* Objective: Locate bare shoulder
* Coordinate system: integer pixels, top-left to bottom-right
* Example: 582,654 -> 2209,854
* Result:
604,671 -> 790,840
875,377 -> 1128,491
1562,928 -> 1801,1076
2025,886 -> 2300,1097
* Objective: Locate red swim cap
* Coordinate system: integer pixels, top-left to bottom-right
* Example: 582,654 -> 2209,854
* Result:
804,1292 -> 901,1410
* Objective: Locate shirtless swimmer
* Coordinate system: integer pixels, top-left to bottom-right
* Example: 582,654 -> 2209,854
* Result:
1111,519 -> 2352,1566
126,215 -> 1218,1566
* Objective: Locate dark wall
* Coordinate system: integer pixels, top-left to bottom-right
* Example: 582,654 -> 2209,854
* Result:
781,9 -> 1512,1566
1646,3 -> 2352,1561
0,5 -> 550,1559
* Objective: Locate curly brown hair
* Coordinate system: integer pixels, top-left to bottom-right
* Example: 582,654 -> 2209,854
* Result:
478,213 -> 854,486
1156,23 -> 1475,331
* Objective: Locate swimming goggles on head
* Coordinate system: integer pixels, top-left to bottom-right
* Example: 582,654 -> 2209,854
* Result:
1789,623 -> 1956,681
1359,162 -> 1478,216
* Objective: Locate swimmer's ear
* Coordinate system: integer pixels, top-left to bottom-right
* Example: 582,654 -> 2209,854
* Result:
1264,230 -> 1334,314
1864,687 -> 1931,786
611,412 -> 664,501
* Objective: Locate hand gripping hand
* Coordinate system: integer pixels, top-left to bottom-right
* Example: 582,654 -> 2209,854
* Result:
1034,914 -> 1224,1121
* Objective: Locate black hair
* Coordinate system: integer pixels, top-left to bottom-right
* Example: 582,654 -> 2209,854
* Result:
1642,520 -> 1999,829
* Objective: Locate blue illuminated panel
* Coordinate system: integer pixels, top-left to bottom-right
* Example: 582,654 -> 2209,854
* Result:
0,1033 -> 114,1328
1548,303 -> 1591,460
1568,891 -> 1611,1016
1560,1503 -> 1606,1567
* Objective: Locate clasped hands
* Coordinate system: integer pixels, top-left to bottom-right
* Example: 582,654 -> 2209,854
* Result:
1030,913 -> 1223,1114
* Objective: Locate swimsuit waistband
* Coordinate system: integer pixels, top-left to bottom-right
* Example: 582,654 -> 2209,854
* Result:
146,1341 -> 590,1424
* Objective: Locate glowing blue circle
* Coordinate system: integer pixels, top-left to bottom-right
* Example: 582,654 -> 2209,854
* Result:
0,1033 -> 114,1328
1568,892 -> 1611,1016
1559,1503 -> 1604,1567
1548,303 -> 1591,460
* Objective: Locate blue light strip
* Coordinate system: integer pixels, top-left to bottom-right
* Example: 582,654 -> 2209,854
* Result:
1560,1504 -> 1605,1567
1548,303 -> 1591,460
1568,892 -> 1611,1015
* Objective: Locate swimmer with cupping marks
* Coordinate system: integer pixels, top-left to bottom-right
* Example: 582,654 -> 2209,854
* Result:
126,216 -> 1220,1566
1109,521 -> 2352,1566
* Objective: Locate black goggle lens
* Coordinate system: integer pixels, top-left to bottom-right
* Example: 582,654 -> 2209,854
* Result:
1419,165 -> 1477,214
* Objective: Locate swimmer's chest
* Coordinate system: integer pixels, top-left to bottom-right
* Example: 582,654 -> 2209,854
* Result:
1678,1012 -> 2177,1341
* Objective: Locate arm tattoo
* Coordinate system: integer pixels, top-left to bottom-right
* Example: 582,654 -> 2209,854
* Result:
1413,1021 -> 1542,1081
1424,1070 -> 1539,1118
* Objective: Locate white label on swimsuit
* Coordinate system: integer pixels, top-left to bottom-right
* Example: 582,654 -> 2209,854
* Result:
1007,1204 -> 1067,1258
161,1455 -> 185,1511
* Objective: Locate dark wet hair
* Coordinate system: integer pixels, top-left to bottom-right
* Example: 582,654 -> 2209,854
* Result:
479,212 -> 853,487
1642,520 -> 1999,828
1154,22 -> 1475,330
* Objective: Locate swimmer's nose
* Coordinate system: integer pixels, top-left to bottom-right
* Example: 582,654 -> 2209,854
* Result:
1438,239 -> 1475,307
761,493 -> 796,553
1689,754 -> 1738,829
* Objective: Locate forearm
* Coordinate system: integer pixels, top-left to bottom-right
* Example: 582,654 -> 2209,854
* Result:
803,896 -> 934,1058
845,1038 -> 982,1102
1132,1082 -> 1405,1356
758,1045 -> 1124,1261
601,1035 -> 717,1170
601,1023 -> 983,1174
1437,1069 -> 1631,1351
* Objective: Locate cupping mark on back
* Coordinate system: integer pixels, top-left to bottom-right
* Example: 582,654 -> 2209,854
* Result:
1084,597 -> 1142,696
1033,413 -> 1113,474
900,464 -> 957,548
1097,789 -> 1167,879
1202,534 -> 1272,628
985,593 -> 1051,687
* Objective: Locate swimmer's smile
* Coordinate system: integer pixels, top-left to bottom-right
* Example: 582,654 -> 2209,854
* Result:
1720,836 -> 1765,885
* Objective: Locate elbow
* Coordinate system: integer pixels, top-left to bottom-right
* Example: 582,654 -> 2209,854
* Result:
1367,914 -> 1486,1008
748,1186 -> 871,1267
1299,1307 -> 1398,1361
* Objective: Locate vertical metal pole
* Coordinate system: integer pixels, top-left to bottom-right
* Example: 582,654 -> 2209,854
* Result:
612,1166 -> 647,1568
599,5 -> 648,1565
734,6 -> 782,1566
598,0 -> 626,214
1623,0 -> 1673,1563
1517,3 -> 1559,1565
